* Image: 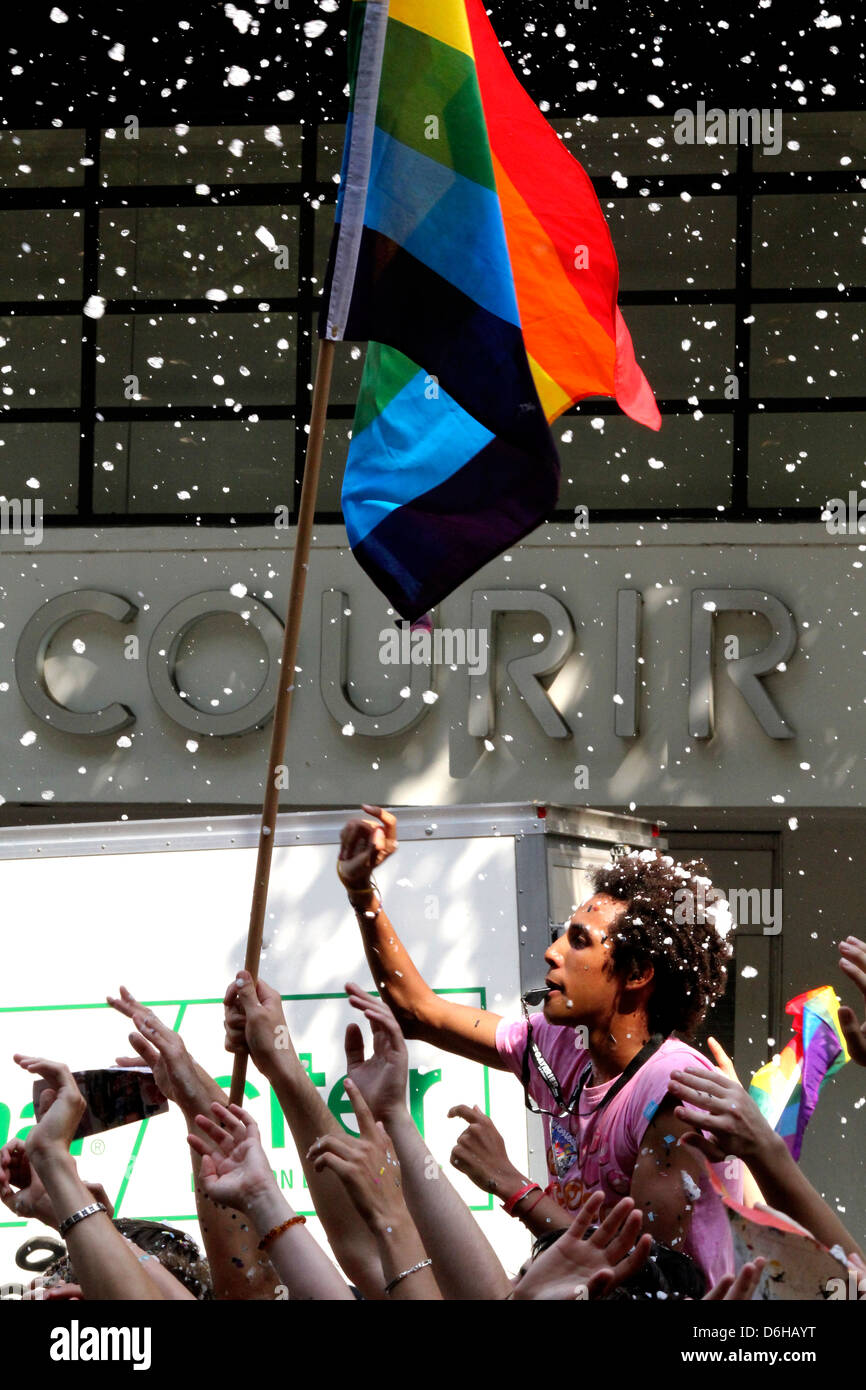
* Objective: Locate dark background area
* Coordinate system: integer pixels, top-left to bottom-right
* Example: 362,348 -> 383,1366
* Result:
2,0 -> 864,127
1,2 -> 864,525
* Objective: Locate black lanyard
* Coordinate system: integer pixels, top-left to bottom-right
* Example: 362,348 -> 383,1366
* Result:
520,1005 -> 665,1119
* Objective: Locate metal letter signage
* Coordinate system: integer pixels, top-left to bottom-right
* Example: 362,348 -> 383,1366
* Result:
12,582 -> 801,750
615,590 -> 643,738
319,589 -> 431,737
15,590 -> 138,736
146,591 -> 285,736
689,588 -> 797,740
468,590 -> 574,740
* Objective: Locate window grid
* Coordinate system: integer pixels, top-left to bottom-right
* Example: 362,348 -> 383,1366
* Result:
0,120 -> 863,527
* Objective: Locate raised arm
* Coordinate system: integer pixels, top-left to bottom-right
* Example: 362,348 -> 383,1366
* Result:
339,806 -> 505,1067
224,971 -> 386,1299
16,1056 -> 162,1301
704,1036 -> 765,1207
0,1137 -> 113,1231
327,983 -> 513,1299
109,986 -> 278,1300
308,1079 -> 441,1301
0,1135 -> 195,1301
510,1192 -> 652,1301
447,1104 -> 569,1240
188,1101 -> 353,1301
668,1064 -> 863,1259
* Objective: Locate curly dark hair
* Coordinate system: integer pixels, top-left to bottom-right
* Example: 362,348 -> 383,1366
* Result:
41,1219 -> 212,1300
590,849 -> 733,1039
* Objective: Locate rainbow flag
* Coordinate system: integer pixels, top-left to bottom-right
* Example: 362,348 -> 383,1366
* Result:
320,0 -> 660,621
749,986 -> 850,1161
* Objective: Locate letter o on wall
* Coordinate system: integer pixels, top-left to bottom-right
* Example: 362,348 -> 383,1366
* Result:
147,591 -> 284,736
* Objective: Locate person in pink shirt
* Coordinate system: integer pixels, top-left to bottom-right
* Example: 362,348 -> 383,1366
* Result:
338,806 -> 742,1293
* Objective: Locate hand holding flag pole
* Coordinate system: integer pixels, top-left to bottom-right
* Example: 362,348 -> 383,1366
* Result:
229,340 -> 335,1107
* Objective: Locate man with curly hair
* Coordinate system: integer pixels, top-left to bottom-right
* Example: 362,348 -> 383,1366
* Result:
338,807 -> 742,1291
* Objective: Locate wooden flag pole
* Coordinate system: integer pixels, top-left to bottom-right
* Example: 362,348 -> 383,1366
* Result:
229,338 -> 336,1106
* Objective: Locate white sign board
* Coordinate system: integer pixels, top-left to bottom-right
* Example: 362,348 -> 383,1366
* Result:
0,823 -> 534,1288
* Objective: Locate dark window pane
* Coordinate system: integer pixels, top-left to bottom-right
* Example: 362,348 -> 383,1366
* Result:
753,111 -> 866,172
320,397 -> 734,517
96,313 -> 296,407
100,124 -> 302,185
0,317 -> 81,405
0,210 -> 83,299
607,197 -> 736,290
317,124 -> 345,183
319,420 -> 353,512
321,309 -> 735,415
318,336 -> 365,407
557,413 -> 732,510
751,303 -> 866,398
748,414 -> 866,507
92,420 -> 295,514
753,195 -> 866,288
0,425 -> 78,512
549,115 -> 737,176
624,305 -> 735,398
0,128 -> 85,187
99,207 -> 300,298
313,207 -> 337,291
6,112 -> 857,524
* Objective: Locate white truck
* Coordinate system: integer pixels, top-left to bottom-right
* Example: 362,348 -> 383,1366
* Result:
0,802 -> 663,1287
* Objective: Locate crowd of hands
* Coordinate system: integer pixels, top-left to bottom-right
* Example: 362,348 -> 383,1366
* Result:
3,922 -> 866,1300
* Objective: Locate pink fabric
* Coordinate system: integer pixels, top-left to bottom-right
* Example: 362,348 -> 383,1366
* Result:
496,1014 -> 742,1288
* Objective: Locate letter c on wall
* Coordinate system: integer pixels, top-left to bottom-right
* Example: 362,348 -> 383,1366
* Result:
15,589 -> 138,736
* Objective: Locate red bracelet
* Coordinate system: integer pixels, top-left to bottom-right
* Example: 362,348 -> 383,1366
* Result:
520,1190 -> 548,1217
502,1182 -> 541,1216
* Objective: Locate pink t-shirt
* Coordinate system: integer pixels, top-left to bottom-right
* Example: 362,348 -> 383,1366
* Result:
496,1014 -> 742,1289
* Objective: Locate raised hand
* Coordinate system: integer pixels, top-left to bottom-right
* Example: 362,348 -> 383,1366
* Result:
343,983 -> 408,1123
108,986 -> 203,1111
307,1079 -> 407,1234
511,1192 -> 652,1301
0,1139 -> 56,1226
447,1104 -> 521,1198
706,1035 -> 741,1083
337,805 -> 398,891
667,1066 -> 775,1165
222,971 -> 288,1071
187,1101 -> 276,1213
838,937 -> 866,1066
14,1058 -> 86,1171
0,1138 -> 113,1228
703,1258 -> 765,1300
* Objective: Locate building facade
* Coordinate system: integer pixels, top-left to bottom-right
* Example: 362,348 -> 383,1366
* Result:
1,0 -> 864,1244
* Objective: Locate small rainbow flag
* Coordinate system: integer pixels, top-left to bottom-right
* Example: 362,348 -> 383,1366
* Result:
749,986 -> 850,1162
320,0 -> 660,620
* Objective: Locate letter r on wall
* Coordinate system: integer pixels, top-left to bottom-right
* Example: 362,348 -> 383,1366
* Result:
689,588 -> 797,739
468,590 -> 574,739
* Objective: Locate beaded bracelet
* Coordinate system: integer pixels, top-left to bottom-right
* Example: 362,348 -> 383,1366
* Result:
258,1215 -> 306,1252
